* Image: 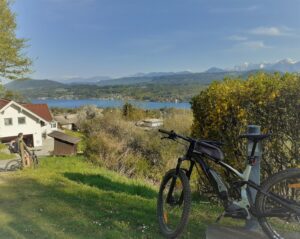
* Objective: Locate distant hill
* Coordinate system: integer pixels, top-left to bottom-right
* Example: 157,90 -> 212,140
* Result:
5,79 -> 65,90
130,71 -> 192,78
95,70 -> 253,86
3,70 -> 278,102
205,67 -> 225,73
57,76 -> 111,85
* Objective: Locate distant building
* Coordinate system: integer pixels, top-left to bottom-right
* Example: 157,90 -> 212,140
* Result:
137,118 -> 163,128
54,114 -> 78,131
0,99 -> 57,147
48,130 -> 80,156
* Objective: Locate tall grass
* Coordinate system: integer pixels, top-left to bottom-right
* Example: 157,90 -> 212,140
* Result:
81,108 -> 193,182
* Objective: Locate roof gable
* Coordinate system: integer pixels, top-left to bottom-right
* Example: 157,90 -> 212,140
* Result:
48,131 -> 81,144
22,103 -> 53,122
0,99 -> 53,123
0,99 -> 11,110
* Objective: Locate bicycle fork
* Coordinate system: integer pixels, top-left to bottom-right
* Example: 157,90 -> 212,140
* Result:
166,157 -> 195,205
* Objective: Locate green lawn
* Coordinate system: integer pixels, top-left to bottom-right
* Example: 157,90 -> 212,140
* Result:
0,156 -> 240,239
0,152 -> 15,160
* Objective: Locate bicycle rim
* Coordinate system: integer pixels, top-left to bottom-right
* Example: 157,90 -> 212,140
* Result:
261,175 -> 300,239
5,160 -> 21,171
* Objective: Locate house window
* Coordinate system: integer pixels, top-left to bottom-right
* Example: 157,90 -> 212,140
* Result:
4,118 -> 13,126
18,117 -> 26,125
51,122 -> 57,128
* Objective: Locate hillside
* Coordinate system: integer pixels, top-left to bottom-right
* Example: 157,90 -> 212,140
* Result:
0,156 -> 233,239
94,71 -> 247,86
5,79 -> 65,90
3,70 -> 275,101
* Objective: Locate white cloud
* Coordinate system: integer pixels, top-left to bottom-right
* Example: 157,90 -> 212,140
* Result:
249,27 -> 282,36
238,41 -> 269,49
248,26 -> 296,37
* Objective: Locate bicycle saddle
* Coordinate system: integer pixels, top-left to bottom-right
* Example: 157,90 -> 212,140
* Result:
239,133 -> 271,142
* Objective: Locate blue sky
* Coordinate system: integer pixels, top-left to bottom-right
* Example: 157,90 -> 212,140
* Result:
12,0 -> 300,79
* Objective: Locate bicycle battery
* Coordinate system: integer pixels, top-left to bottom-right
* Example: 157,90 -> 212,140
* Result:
209,169 -> 229,202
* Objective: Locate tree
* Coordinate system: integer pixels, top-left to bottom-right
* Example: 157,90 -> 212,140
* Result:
122,102 -> 134,118
0,0 -> 31,80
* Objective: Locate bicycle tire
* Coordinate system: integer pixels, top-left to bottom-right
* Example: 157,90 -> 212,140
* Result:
157,168 -> 191,239
255,168 -> 300,239
32,154 -> 39,168
5,159 -> 22,171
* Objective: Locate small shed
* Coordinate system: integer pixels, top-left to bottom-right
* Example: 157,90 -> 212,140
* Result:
48,131 -> 81,156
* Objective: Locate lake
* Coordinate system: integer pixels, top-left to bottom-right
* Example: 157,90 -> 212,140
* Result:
32,99 -> 191,109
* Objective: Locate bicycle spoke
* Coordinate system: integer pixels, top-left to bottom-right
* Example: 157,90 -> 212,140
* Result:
261,174 -> 300,238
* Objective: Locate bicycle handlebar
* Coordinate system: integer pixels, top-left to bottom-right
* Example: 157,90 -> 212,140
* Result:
158,129 -> 173,135
158,129 -> 193,143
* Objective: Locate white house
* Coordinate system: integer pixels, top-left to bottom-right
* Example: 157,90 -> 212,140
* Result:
54,114 -> 78,131
0,99 -> 57,147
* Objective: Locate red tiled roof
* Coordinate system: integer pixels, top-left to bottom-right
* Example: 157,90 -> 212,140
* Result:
0,99 -> 11,110
22,103 -> 53,122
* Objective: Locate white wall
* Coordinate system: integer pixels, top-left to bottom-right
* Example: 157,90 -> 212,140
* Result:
42,121 -> 57,139
0,104 -> 43,146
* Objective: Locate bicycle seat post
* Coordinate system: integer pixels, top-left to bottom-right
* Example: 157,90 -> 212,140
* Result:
248,140 -> 258,164
245,125 -> 262,231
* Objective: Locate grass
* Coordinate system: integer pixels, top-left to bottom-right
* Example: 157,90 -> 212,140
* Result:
0,156 -> 241,239
0,152 -> 16,160
0,143 -> 16,160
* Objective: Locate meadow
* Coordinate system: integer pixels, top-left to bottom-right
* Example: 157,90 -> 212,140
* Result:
0,156 -> 241,239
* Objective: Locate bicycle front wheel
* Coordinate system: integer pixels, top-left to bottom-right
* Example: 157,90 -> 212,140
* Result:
157,169 -> 191,239
256,168 -> 300,239
32,154 -> 39,168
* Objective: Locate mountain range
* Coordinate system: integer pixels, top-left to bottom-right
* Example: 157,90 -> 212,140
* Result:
4,59 -> 300,89
230,58 -> 300,72
56,58 -> 300,85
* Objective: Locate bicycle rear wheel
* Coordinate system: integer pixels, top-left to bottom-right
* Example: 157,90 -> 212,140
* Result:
5,160 -> 22,171
256,168 -> 300,239
157,169 -> 191,239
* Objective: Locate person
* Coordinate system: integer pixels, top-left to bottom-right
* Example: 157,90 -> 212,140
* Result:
16,133 -> 32,168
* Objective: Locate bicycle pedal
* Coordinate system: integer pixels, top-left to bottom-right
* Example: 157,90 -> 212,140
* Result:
215,211 -> 225,223
224,209 -> 248,219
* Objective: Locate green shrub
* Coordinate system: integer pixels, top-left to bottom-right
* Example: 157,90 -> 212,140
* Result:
82,108 -> 192,182
191,72 -> 300,183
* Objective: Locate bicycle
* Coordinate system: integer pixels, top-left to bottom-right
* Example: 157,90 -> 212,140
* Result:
4,149 -> 39,171
157,129 -> 300,239
30,149 -> 40,169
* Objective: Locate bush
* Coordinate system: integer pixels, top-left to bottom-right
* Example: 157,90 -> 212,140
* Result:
191,72 -> 300,184
82,108 -> 192,182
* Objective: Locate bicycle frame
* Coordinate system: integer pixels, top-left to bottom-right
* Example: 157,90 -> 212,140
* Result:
168,140 -> 300,219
